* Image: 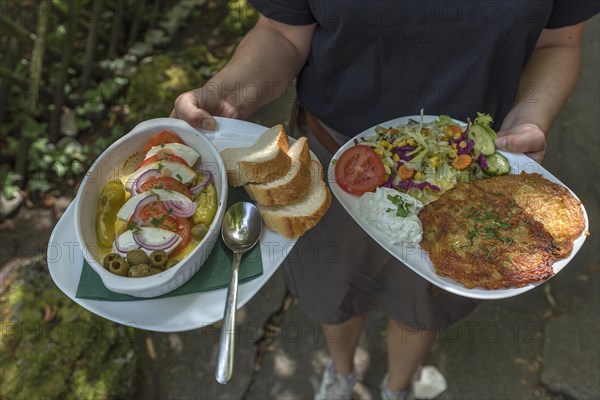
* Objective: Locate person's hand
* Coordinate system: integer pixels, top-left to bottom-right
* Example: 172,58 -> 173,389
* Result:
495,123 -> 546,164
170,87 -> 240,131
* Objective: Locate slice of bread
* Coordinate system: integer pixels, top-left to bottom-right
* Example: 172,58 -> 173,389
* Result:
244,137 -> 312,206
220,124 -> 291,187
257,160 -> 332,238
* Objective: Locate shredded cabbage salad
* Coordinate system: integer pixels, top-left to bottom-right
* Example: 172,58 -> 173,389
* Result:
359,112 -> 493,204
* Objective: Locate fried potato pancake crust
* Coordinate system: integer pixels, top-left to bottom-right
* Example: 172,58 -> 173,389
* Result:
475,173 -> 585,258
419,173 -> 585,289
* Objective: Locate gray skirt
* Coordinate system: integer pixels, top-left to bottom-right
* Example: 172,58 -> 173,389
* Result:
282,113 -> 479,330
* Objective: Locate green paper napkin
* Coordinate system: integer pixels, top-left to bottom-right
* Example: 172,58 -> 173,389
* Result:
75,188 -> 263,301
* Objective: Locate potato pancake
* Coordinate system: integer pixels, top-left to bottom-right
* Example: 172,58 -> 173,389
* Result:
419,173 -> 585,290
475,173 -> 585,258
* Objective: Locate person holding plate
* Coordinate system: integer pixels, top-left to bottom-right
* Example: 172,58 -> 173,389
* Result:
171,1 -> 599,399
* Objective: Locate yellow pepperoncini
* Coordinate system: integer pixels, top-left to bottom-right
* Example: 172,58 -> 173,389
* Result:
96,181 -> 126,249
192,181 -> 217,225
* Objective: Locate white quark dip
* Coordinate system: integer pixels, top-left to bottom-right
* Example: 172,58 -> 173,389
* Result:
359,187 -> 423,245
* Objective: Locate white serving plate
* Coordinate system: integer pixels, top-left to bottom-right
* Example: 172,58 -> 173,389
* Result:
327,115 -> 589,299
48,117 -> 298,331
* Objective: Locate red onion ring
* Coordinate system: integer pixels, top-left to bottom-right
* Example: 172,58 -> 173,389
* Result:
132,193 -> 159,225
190,170 -> 212,195
114,233 -> 140,254
133,230 -> 179,251
131,169 -> 161,195
163,199 -> 197,218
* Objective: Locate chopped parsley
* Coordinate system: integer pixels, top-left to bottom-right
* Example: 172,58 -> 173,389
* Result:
466,201 -> 514,244
150,217 -> 162,226
386,194 -> 411,217
150,209 -> 173,226
128,221 -> 141,234
157,162 -> 164,171
175,173 -> 183,182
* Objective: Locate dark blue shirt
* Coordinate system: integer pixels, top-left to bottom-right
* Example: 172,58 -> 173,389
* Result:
251,0 -> 599,135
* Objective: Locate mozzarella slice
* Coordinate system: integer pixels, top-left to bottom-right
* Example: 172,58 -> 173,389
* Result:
124,161 -> 196,190
113,227 -> 182,256
145,143 -> 200,167
117,188 -> 194,221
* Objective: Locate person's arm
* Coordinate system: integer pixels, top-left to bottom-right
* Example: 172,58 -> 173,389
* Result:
171,16 -> 316,130
495,22 -> 586,163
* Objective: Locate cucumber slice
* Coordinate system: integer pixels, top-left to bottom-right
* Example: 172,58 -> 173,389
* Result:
468,125 -> 496,156
484,152 -> 510,176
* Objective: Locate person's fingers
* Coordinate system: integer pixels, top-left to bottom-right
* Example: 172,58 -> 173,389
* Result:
495,126 -> 544,154
173,92 -> 218,131
496,125 -> 546,163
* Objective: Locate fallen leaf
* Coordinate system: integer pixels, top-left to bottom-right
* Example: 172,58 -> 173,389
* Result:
42,198 -> 55,207
146,336 -> 157,360
43,304 -> 58,322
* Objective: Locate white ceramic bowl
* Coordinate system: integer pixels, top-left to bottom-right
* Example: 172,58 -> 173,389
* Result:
74,118 -> 228,298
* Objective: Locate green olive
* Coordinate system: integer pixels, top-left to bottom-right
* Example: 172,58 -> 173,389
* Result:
164,259 -> 178,270
103,253 -> 122,269
191,223 -> 209,241
108,259 -> 130,276
128,263 -> 151,278
150,267 -> 163,275
149,250 -> 168,269
126,249 -> 149,266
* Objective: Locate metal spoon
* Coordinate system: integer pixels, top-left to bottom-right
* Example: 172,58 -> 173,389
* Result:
216,201 -> 262,384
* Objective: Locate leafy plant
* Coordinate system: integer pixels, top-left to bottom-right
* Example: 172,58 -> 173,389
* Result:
27,137 -> 86,193
0,165 -> 21,200
221,0 -> 259,38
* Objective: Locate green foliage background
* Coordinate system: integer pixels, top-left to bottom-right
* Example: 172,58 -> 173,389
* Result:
0,0 -> 258,398
0,0 -> 258,199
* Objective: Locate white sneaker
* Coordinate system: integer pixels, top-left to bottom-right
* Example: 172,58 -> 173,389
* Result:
381,366 -> 447,400
315,361 -> 357,400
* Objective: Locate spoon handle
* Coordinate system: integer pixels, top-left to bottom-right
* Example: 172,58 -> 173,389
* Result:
216,251 -> 242,384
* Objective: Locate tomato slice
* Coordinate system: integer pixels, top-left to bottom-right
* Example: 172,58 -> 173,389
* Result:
136,154 -> 189,170
160,216 -> 191,257
139,176 -> 192,198
143,131 -> 185,153
137,200 -> 162,221
335,145 -> 386,195
136,201 -> 191,256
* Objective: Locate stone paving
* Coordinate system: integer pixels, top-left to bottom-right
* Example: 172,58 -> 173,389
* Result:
133,16 -> 599,400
